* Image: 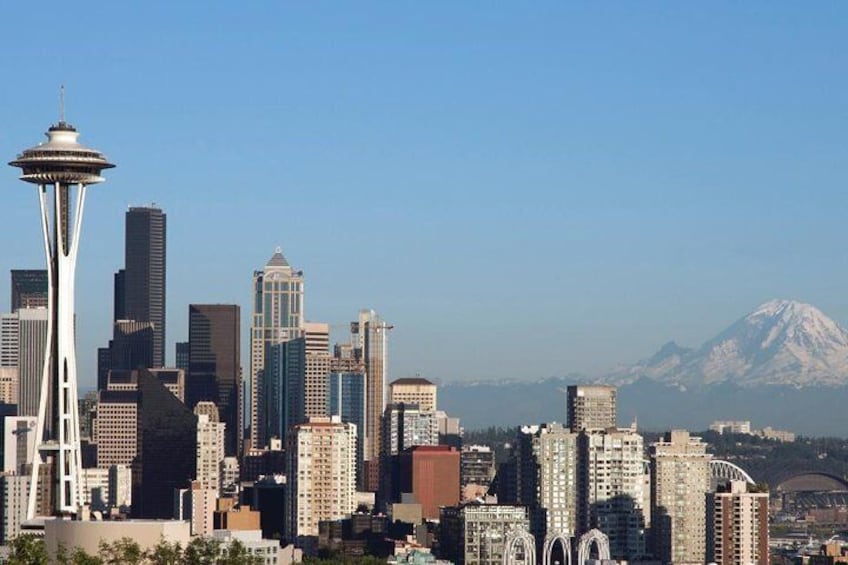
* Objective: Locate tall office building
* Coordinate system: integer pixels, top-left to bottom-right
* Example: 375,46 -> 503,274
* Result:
394,445 -> 460,521
578,428 -> 646,559
328,371 -> 367,486
285,417 -> 356,540
110,320 -> 154,372
131,370 -> 197,519
175,341 -> 190,372
123,206 -> 166,368
566,385 -> 617,432
188,304 -> 240,455
353,309 -> 392,492
0,314 -> 18,368
10,270 -> 48,311
650,430 -> 712,565
249,248 -> 304,450
389,377 -> 437,412
17,308 -> 48,417
707,480 -> 769,565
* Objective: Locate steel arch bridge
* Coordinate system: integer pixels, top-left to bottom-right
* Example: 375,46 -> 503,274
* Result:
710,459 -> 756,484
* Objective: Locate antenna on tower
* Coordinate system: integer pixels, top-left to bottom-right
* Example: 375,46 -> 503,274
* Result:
59,84 -> 65,123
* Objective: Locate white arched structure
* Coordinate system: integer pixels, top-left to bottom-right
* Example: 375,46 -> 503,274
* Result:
542,532 -> 573,565
577,529 -> 610,564
710,459 -> 756,484
503,527 -> 536,565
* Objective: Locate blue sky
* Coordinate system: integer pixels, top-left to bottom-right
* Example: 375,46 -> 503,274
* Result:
1,2 -> 846,389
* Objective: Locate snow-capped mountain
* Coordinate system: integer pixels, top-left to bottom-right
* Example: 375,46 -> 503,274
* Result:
605,299 -> 848,388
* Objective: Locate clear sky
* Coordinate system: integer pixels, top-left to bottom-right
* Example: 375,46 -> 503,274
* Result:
0,2 -> 846,390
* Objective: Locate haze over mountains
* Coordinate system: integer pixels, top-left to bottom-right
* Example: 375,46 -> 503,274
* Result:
440,299 -> 848,435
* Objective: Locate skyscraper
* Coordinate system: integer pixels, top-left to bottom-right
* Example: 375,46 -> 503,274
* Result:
566,385 -> 617,432
650,430 -> 712,564
10,270 -> 47,312
249,248 -> 304,450
16,309 -> 49,418
328,371 -> 367,486
123,206 -> 166,368
109,320 -> 154,372
188,304 -> 240,455
389,377 -> 437,412
353,309 -> 392,492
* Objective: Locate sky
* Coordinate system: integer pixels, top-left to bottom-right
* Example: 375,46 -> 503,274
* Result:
0,2 -> 846,390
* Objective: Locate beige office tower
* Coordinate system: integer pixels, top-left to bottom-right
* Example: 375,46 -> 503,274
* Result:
0,474 -> 29,544
566,385 -> 616,432
579,428 -> 646,559
250,248 -> 304,450
16,308 -> 49,417
288,322 -> 332,427
389,377 -> 437,412
707,481 -> 769,565
0,367 -> 18,405
285,417 -> 356,539
353,309 -> 391,492
195,403 -> 225,492
0,314 -> 19,405
650,430 -> 712,564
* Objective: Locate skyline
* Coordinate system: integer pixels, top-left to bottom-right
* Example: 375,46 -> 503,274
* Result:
2,3 -> 848,389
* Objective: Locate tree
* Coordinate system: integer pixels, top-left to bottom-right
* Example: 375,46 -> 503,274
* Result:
6,534 -> 48,565
184,537 -> 222,565
98,537 -> 144,565
146,540 -> 183,565
219,540 -> 263,565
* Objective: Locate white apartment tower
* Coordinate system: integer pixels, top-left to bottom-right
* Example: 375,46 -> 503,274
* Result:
195,404 -> 225,492
285,417 -> 356,539
650,430 -> 712,565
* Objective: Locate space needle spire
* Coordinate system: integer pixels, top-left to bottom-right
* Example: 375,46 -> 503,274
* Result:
9,103 -> 114,519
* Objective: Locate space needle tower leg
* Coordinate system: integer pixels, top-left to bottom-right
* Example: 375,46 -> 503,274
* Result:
10,116 -> 114,521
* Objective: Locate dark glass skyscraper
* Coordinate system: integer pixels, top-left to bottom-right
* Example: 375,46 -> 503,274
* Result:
131,370 -> 196,519
124,207 -> 166,368
188,304 -> 240,455
10,270 -> 47,312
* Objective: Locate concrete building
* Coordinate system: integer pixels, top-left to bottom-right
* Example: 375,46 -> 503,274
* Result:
212,529 -> 286,564
16,308 -> 48,417
578,428 -> 646,559
439,504 -> 530,565
650,430 -> 712,565
220,456 -> 240,493
188,304 -> 241,455
250,248 -> 304,450
0,473 -> 29,544
0,313 -> 19,368
707,480 -> 769,565
285,416 -> 357,540
214,498 -> 261,531
94,389 -> 138,467
195,407 -> 225,492
44,519 -> 191,561
3,415 -> 37,473
566,385 -> 616,432
460,445 -> 496,500
0,367 -> 17,406
382,403 -> 438,457
177,481 -> 218,536
709,420 -> 752,435
389,378 -> 437,413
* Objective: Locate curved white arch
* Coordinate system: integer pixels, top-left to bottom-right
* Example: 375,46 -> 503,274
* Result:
710,459 -> 755,484
542,532 -> 572,565
577,529 -> 610,564
503,527 -> 537,565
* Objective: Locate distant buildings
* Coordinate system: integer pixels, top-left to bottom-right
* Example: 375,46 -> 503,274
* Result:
566,385 -> 617,432
10,270 -> 47,311
710,419 -> 796,442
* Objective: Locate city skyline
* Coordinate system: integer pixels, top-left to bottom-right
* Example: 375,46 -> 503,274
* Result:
2,3 -> 848,389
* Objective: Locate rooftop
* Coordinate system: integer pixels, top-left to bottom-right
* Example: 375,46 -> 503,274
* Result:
391,377 -> 435,386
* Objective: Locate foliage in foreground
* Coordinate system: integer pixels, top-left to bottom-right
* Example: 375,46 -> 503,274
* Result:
5,534 -> 264,565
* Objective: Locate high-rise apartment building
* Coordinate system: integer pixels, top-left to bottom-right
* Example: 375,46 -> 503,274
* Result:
285,417 -> 356,540
10,270 -> 47,311
17,308 -> 48,417
188,304 -> 240,455
578,428 -> 646,559
0,314 -> 18,368
566,385 -> 617,432
650,430 -> 712,565
250,249 -> 304,450
389,377 -> 437,412
0,368 -> 17,406
707,480 -> 769,565
194,403 -> 225,492
353,309 -> 391,492
123,206 -> 166,368
460,445 -> 496,497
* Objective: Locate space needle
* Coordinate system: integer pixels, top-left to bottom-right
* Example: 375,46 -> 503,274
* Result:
9,97 -> 114,519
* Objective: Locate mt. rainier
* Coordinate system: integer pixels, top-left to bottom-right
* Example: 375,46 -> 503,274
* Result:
606,299 -> 848,388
